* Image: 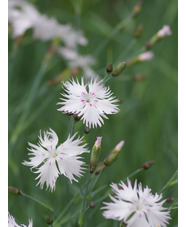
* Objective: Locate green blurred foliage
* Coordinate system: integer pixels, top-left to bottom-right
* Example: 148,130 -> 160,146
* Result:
8,0 -> 178,226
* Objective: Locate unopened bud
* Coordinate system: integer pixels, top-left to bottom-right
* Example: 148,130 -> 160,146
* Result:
138,51 -> 154,62
84,127 -> 90,134
104,141 -> 125,166
132,74 -> 147,81
46,217 -> 53,225
90,137 -> 102,173
135,23 -> 143,38
131,1 -> 142,18
166,197 -> 174,203
94,161 -> 105,176
145,25 -> 171,49
8,186 -> 21,195
106,63 -> 113,74
89,201 -> 96,208
157,25 -> 172,38
112,62 -> 126,77
141,160 -> 155,170
74,114 -> 82,121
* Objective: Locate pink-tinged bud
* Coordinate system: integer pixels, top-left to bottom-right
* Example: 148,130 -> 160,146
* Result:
131,1 -> 142,18
157,25 -> 172,38
166,197 -> 174,203
132,74 -> 147,81
46,217 -> 53,224
95,137 -> 102,149
104,140 -> 125,166
8,186 -> 21,195
114,140 -> 125,151
89,201 -> 96,208
138,51 -> 154,62
140,160 -> 155,170
90,137 -> 102,173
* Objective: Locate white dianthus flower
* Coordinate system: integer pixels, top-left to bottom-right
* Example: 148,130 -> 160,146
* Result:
8,212 -> 33,227
102,179 -> 171,227
57,79 -> 119,128
23,129 -> 89,191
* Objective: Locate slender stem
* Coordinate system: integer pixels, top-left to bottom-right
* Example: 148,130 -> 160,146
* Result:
78,174 -> 92,226
69,116 -> 76,137
93,16 -> 131,57
169,198 -> 178,211
21,191 -> 53,213
159,170 -> 178,194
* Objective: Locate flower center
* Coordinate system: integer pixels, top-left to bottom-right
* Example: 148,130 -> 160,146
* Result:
81,92 -> 98,107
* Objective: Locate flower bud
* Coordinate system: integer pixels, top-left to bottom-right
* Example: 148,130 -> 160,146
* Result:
138,51 -> 154,62
135,23 -> 143,38
166,197 -> 174,203
106,63 -> 113,74
90,137 -> 102,173
132,74 -> 147,81
74,114 -> 82,121
89,201 -> 96,208
157,25 -> 172,38
8,186 -> 21,195
46,217 -> 53,225
131,1 -> 142,18
104,141 -> 125,166
141,160 -> 155,170
112,62 -> 126,77
145,25 -> 171,49
84,127 -> 90,134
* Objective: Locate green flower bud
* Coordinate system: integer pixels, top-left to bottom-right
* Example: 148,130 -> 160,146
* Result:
104,141 -> 125,166
46,217 -> 53,225
90,137 -> 102,173
140,160 -> 155,170
8,186 -> 21,195
106,63 -> 113,74
112,62 -> 126,77
131,1 -> 142,18
135,23 -> 143,38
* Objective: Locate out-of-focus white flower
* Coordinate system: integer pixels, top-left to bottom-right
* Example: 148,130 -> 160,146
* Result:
57,79 -> 119,128
58,47 -> 97,79
23,129 -> 89,191
157,25 -> 172,38
8,212 -> 33,227
138,51 -> 154,61
8,0 -> 87,47
102,179 -> 171,227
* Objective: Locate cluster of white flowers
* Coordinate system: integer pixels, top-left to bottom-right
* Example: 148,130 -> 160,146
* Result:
8,212 -> 33,227
102,179 -> 170,227
8,0 -> 97,79
23,128 -> 89,191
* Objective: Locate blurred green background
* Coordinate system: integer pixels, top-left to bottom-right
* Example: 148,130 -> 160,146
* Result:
8,0 -> 178,226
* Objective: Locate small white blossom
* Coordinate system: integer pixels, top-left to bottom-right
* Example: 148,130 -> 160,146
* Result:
8,212 -> 33,227
157,25 -> 172,38
57,79 -> 119,128
23,129 -> 89,191
102,179 -> 171,227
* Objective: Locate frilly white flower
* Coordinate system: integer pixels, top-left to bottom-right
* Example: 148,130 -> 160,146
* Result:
8,212 -> 33,227
23,128 -> 89,191
57,79 -> 119,128
102,179 -> 171,227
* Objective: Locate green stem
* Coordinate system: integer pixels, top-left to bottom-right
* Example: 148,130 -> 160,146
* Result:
21,191 -> 53,213
93,16 -> 131,57
78,174 -> 92,226
159,170 -> 178,194
69,116 -> 76,137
